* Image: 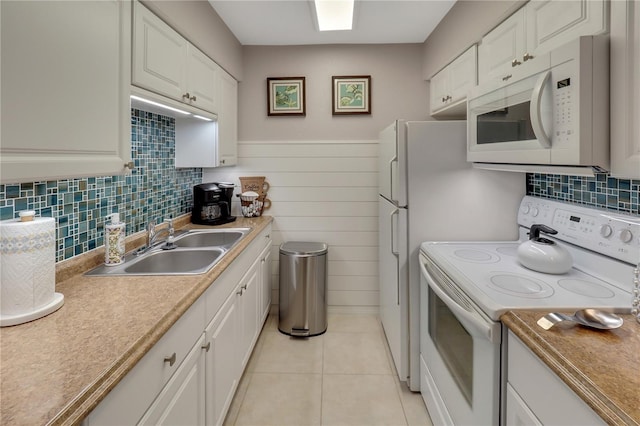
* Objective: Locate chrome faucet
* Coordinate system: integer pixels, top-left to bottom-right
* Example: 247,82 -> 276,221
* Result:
137,218 -> 176,255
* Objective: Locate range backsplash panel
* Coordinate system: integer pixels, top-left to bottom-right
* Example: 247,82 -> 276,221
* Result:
527,173 -> 639,215
0,109 -> 202,261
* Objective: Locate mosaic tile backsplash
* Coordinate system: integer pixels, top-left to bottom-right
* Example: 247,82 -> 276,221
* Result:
527,173 -> 640,216
0,109 -> 202,261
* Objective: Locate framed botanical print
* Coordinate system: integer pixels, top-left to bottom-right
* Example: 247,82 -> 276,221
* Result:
267,77 -> 306,116
332,75 -> 371,115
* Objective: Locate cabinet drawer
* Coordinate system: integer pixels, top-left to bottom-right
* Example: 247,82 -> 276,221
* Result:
88,297 -> 205,425
507,331 -> 604,425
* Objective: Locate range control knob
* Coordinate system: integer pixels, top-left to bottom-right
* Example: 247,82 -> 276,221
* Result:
600,224 -> 613,238
619,229 -> 633,244
521,205 -> 531,214
531,207 -> 539,217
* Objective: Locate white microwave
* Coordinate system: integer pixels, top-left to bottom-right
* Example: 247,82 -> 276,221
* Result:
467,35 -> 609,168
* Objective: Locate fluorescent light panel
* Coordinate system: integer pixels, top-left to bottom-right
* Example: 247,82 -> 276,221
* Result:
314,0 -> 354,31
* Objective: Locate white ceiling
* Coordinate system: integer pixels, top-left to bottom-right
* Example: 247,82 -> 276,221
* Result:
208,0 -> 457,46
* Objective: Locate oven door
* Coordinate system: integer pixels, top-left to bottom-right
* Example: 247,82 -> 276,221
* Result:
419,253 -> 502,426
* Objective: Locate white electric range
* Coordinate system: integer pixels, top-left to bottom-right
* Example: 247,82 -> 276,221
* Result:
418,196 -> 639,426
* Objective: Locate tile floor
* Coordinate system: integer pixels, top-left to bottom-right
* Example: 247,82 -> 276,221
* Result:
223,313 -> 433,426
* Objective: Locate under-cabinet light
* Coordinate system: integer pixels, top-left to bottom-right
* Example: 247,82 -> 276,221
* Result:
314,0 -> 354,31
130,95 -> 191,115
193,114 -> 213,122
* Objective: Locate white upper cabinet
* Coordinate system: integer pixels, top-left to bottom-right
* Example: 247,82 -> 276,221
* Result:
133,1 -> 220,114
0,0 -> 132,183
217,70 -> 239,167
429,45 -> 477,117
610,0 -> 640,178
479,0 -> 608,85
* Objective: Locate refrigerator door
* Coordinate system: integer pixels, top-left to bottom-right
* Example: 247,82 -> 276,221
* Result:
378,195 -> 408,380
378,121 -> 407,207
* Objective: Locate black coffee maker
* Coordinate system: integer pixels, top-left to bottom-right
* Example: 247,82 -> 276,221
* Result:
192,182 -> 237,225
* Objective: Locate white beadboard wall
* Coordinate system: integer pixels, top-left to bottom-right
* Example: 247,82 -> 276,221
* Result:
202,139 -> 379,313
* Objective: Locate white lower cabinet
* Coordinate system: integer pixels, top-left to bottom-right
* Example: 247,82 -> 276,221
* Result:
87,225 -> 272,426
507,331 -> 605,426
138,334 -> 207,426
205,291 -> 239,426
260,242 -> 273,322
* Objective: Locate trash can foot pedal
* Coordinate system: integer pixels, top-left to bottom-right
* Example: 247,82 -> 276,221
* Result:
290,327 -> 310,337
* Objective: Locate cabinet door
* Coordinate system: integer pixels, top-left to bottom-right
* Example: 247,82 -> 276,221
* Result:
133,1 -> 188,102
217,70 -> 238,167
260,242 -> 273,322
449,46 -> 477,103
138,334 -> 206,426
610,0 -> 640,178
525,0 -> 607,58
187,46 -> 220,113
505,384 -> 543,426
1,0 -> 131,183
205,292 -> 239,426
478,8 -> 525,85
238,258 -> 260,370
429,68 -> 450,114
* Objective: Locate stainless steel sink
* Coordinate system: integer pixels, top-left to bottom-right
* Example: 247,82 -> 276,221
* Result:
86,228 -> 251,276
123,248 -> 225,274
172,228 -> 250,248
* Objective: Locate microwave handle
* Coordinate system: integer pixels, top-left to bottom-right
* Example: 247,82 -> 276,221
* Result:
530,70 -> 552,148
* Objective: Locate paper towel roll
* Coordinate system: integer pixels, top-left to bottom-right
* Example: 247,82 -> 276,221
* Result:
0,217 -> 63,326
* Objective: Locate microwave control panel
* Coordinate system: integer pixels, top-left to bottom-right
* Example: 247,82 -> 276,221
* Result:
553,74 -> 574,146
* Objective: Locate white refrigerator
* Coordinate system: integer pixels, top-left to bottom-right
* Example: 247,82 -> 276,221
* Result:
378,120 -> 525,391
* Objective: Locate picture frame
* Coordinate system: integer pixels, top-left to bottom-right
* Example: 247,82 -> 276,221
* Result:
332,75 -> 371,115
267,77 -> 306,116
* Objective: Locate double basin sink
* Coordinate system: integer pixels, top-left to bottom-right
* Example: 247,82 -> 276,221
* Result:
86,228 -> 251,276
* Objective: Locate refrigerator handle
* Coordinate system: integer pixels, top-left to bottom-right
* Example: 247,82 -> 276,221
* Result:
390,208 -> 400,305
389,156 -> 397,202
390,209 -> 399,256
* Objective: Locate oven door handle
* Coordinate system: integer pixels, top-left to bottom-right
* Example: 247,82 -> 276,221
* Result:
420,261 -> 501,344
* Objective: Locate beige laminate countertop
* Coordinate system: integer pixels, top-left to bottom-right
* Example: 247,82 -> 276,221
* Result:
0,215 -> 273,426
502,310 -> 640,426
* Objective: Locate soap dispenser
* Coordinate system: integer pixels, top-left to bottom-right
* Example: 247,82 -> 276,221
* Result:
105,213 -> 125,266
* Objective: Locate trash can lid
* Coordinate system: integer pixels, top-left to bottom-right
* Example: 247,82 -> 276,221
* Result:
280,241 -> 328,256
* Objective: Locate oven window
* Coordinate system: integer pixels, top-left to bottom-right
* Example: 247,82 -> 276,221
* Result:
429,287 -> 473,405
476,101 -> 535,144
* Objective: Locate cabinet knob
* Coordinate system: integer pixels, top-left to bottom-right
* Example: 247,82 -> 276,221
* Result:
182,92 -> 191,99
523,52 -> 534,62
164,352 -> 177,367
237,288 -> 244,295
441,97 -> 446,103
190,95 -> 197,101
124,161 -> 135,170
220,159 -> 226,164
511,58 -> 522,67
202,341 -> 211,352
502,74 -> 513,81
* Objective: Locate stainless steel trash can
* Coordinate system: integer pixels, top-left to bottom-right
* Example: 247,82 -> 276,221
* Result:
278,241 -> 328,337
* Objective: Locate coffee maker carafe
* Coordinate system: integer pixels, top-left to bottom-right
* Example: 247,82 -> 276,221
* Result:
192,182 -> 236,225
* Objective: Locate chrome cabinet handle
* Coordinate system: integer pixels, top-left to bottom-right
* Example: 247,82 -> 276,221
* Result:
502,74 -> 512,81
202,342 -> 211,352
511,58 -> 522,67
523,52 -> 534,62
164,352 -> 177,367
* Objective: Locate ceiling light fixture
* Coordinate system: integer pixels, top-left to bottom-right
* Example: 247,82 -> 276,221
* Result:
314,0 -> 354,31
